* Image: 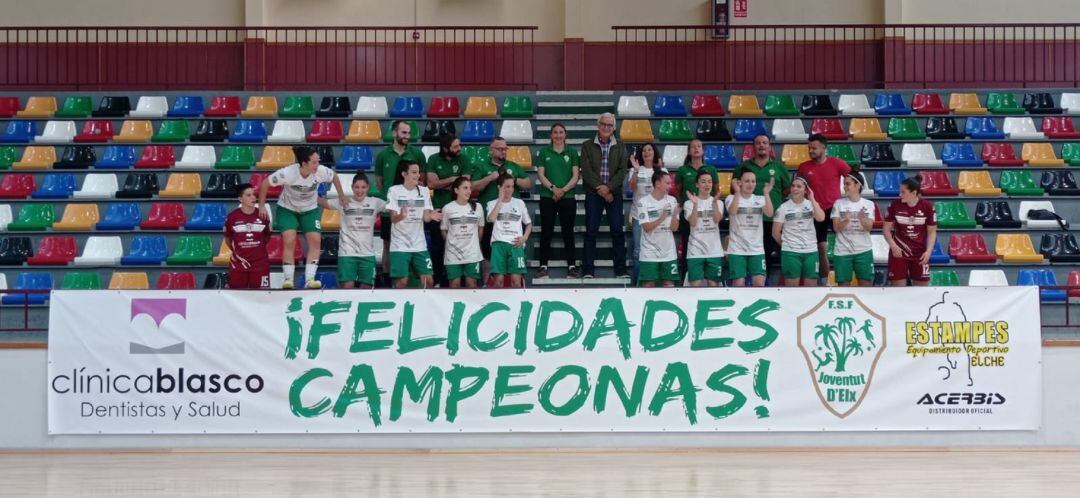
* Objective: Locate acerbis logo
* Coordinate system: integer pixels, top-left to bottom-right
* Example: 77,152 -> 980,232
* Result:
129,298 -> 186,355
917,393 -> 1006,405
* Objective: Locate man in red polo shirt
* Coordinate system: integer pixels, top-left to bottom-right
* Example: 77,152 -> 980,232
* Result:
797,133 -> 851,284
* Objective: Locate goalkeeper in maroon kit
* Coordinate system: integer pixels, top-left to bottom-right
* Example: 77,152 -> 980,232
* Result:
225,183 -> 271,289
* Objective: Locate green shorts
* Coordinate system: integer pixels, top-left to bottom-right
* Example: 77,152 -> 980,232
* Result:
781,251 -> 819,280
274,205 -> 321,233
686,257 -> 723,282
446,261 -> 482,281
833,250 -> 874,283
490,242 -> 526,275
337,255 -> 376,285
728,254 -> 766,279
639,260 -> 679,284
389,251 -> 433,279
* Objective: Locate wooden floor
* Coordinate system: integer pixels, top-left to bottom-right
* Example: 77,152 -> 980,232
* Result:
2,449 -> 1079,497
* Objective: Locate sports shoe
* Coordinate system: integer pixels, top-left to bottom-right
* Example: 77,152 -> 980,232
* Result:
567,266 -> 580,279
536,266 -> 549,279
305,280 -> 323,289
281,279 -> 294,289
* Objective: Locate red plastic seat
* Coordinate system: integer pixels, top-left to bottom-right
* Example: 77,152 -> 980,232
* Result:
0,174 -> 36,199
810,118 -> 847,140
1068,270 -> 1080,298
1041,117 -> 1080,139
949,234 -> 998,263
873,207 -> 883,229
74,120 -> 116,143
917,170 -> 959,196
157,271 -> 196,289
134,145 -> 176,168
204,96 -> 242,117
982,143 -> 1025,166
267,234 -> 304,265
0,97 -> 19,118
741,144 -> 776,161
139,202 -> 186,230
691,95 -> 725,116
26,236 -> 77,265
307,120 -> 344,142
912,93 -> 950,114
427,96 -> 461,117
249,173 -> 282,198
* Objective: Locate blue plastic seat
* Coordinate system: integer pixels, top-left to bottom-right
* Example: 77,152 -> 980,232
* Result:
31,173 -> 77,199
95,202 -> 142,230
2,272 -> 52,305
929,241 -> 950,264
964,117 -> 1006,139
461,120 -> 496,143
941,143 -> 982,167
297,271 -> 339,289
120,235 -> 168,265
652,95 -> 688,117
229,120 -> 268,143
95,145 -> 137,169
168,96 -> 205,117
872,171 -> 906,197
183,203 -> 228,230
874,93 -> 912,115
338,146 -> 374,170
1017,269 -> 1066,302
1,121 -> 38,143
389,96 -> 425,118
733,119 -> 769,141
703,144 -> 738,169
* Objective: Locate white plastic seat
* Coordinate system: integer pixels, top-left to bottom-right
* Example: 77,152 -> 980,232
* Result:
771,119 -> 809,141
269,272 -> 284,289
662,145 -> 687,168
266,120 -> 306,143
901,144 -> 943,167
1003,117 -> 1045,139
34,121 -> 77,143
839,94 -> 875,116
837,172 -> 874,197
353,96 -> 388,118
499,120 -> 534,144
129,96 -> 168,118
0,273 -> 6,290
871,234 -> 889,264
1018,201 -> 1064,229
617,96 -> 651,117
72,174 -> 119,199
326,173 -> 355,198
421,146 -> 439,160
968,269 -> 1009,286
0,204 -> 11,231
174,145 -> 217,169
1061,93 -> 1080,114
73,236 -> 123,266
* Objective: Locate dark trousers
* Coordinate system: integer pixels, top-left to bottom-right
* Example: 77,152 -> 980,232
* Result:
425,220 -> 447,287
583,191 -> 626,275
539,196 -> 577,267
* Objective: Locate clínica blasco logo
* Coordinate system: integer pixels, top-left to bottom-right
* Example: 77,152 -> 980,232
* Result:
797,294 -> 886,418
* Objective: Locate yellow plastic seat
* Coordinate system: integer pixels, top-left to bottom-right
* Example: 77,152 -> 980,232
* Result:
619,120 -> 655,142
16,96 -> 57,118
321,208 -> 340,230
113,120 -> 154,143
995,234 -> 1044,263
1021,143 -> 1065,166
344,120 -> 382,143
158,173 -> 202,198
781,144 -> 810,169
827,270 -> 858,287
256,146 -> 294,170
212,239 -> 232,266
507,146 -> 532,168
948,93 -> 987,115
464,96 -> 498,118
241,96 -> 279,118
109,272 -> 149,290
12,146 -> 57,170
957,171 -> 1001,196
52,204 -> 100,230
727,95 -> 763,116
716,172 -> 732,196
848,118 -> 887,140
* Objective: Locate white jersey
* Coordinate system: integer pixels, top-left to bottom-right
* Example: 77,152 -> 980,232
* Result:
268,164 -> 336,213
440,201 -> 485,265
631,166 -> 662,208
326,196 -> 384,257
386,184 -> 433,252
774,199 -> 818,254
486,197 -> 531,245
831,197 -> 876,256
725,194 -> 766,255
682,196 -> 725,258
635,194 -> 679,262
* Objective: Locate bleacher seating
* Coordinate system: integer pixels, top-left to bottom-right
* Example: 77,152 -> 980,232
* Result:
1017,269 -> 1066,301
13,146 -> 57,170
53,204 -> 100,231
1023,93 -> 1063,115
1022,143 -> 1065,166
653,95 -> 687,117
983,143 -> 1024,166
948,93 -> 987,114
93,97 -> 131,118
74,121 -> 114,143
130,96 -> 168,118
241,96 -> 278,118
280,96 -> 314,118
874,93 -> 912,115
168,96 -> 204,117
353,96 -> 388,118
975,201 -> 1021,229
1003,117 -> 1044,139
999,170 -> 1044,196
215,146 -> 254,169
727,95 -> 763,116
135,145 -> 177,169
901,144 -> 942,167
849,118 -> 886,140
771,119 -> 808,141
191,120 -> 229,142
942,143 -> 982,167
151,120 -> 190,143
61,272 -> 101,290
690,95 -> 725,116
17,97 -> 57,118
965,117 -> 1006,139
108,272 -> 149,289
810,118 -> 846,140
55,96 -> 92,118
764,95 -> 799,116
968,270 -> 1009,286
1040,233 -> 1080,262
317,96 -> 351,118
31,173 -> 77,199
175,146 -> 216,169
800,95 -> 837,116
926,117 -> 964,139
121,236 -> 168,265
1041,170 -> 1080,195
733,119 -> 768,141
95,203 -> 141,230
838,94 -> 874,116
987,92 -> 1024,114
912,93 -> 949,114
73,174 -> 118,200
860,143 -> 900,168
26,236 -> 76,265
35,121 -> 76,143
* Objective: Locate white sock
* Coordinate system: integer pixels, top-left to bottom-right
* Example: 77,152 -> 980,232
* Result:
305,262 -> 318,282
283,264 -> 295,281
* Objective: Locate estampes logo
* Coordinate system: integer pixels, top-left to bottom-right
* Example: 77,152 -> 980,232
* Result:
129,298 -> 187,355
797,294 -> 886,418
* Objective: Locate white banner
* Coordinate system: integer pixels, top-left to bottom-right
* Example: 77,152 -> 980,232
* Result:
48,287 -> 1041,434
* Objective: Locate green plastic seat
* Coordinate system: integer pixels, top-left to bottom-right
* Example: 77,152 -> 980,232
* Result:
934,201 -> 976,228
999,170 -> 1045,196
501,96 -> 534,118
0,146 -> 19,169
151,120 -> 191,143
279,96 -> 315,117
764,95 -> 800,116
383,120 -> 418,143
826,233 -> 836,262
165,235 -> 214,265
986,92 -> 1024,114
61,272 -> 102,290
929,270 -> 960,286
1061,142 -> 1080,166
887,118 -> 926,139
216,145 -> 256,169
461,145 -> 492,166
8,204 -> 55,230
658,119 -> 693,141
54,96 -> 93,118
827,143 -> 859,167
